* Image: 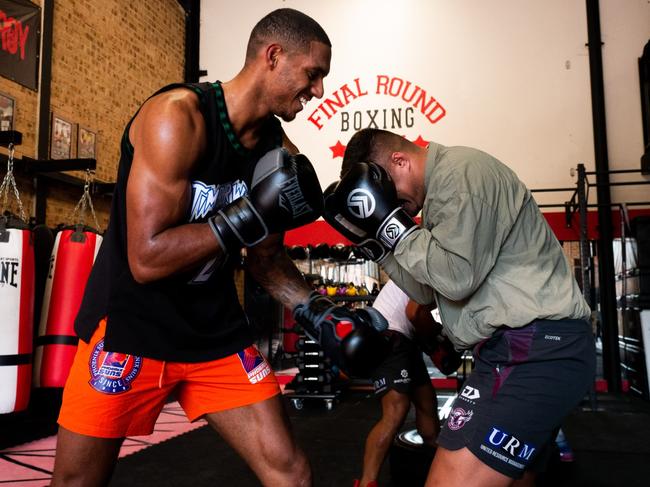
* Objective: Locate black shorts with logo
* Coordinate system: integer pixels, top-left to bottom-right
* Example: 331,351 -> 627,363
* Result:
371,331 -> 431,396
437,319 -> 595,479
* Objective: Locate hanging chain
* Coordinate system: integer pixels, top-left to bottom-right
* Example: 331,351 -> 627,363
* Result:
71,168 -> 101,230
0,143 -> 27,222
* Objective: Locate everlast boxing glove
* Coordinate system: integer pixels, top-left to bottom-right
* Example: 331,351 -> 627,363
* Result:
209,147 -> 323,255
293,293 -> 391,377
323,162 -> 417,261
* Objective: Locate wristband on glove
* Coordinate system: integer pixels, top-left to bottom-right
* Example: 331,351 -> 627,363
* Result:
375,207 -> 418,251
293,292 -> 353,343
208,197 -> 268,255
355,238 -> 389,263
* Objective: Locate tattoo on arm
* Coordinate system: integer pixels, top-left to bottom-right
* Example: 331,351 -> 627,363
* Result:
247,243 -> 312,310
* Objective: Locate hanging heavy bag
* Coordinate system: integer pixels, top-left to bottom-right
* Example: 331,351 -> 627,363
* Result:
0,144 -> 35,414
33,225 -> 102,387
34,171 -> 103,388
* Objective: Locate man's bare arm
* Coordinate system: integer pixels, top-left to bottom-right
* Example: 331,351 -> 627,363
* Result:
405,299 -> 441,341
245,132 -> 318,308
126,89 -> 223,283
246,234 -> 312,310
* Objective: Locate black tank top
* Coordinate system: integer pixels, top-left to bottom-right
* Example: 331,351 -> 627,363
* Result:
75,82 -> 283,361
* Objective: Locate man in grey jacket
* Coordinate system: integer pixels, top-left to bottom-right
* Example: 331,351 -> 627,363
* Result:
323,128 -> 595,487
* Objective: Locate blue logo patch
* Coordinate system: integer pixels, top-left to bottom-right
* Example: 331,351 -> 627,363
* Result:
479,426 -> 537,470
237,347 -> 271,384
88,339 -> 142,394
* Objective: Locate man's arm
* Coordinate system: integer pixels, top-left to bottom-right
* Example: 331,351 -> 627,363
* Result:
405,299 -> 440,340
393,191 -> 507,301
248,233 -> 392,377
405,297 -> 463,375
246,233 -> 312,310
243,130 -> 319,308
325,160 -> 512,302
380,254 -> 437,305
126,89 -> 224,283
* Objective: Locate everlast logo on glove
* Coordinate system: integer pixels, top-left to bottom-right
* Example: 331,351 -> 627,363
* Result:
208,147 -> 323,255
278,176 -> 315,219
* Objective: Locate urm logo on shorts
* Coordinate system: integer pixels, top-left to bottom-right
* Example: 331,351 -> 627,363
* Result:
88,339 -> 142,394
237,347 -> 271,384
483,426 -> 536,464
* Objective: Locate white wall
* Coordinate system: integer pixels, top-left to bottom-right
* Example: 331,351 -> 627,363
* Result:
600,0 -> 650,204
200,0 -> 650,207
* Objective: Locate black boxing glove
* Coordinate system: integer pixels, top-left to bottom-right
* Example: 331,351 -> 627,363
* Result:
420,329 -> 464,376
323,181 -> 388,262
293,293 -> 391,377
209,148 -> 323,256
323,162 -> 417,261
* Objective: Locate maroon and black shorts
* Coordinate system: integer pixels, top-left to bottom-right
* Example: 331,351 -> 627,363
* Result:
437,319 -> 595,479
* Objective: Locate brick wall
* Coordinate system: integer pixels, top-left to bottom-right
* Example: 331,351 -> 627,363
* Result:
1,0 -> 185,229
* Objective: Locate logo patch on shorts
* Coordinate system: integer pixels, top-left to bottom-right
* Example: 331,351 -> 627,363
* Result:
460,385 -> 481,403
88,339 -> 142,394
393,368 -> 411,385
447,407 -> 474,430
237,347 -> 271,384
479,426 -> 537,470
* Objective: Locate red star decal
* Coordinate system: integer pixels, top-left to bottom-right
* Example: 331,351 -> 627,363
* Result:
413,135 -> 429,148
330,140 -> 347,159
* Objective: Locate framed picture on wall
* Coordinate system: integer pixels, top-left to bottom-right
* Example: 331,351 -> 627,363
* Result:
77,126 -> 97,159
50,113 -> 74,160
0,92 -> 16,132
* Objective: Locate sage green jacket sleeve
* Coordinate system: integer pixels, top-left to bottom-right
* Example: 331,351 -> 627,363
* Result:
393,187 -> 513,302
386,143 -> 590,349
379,253 -> 437,305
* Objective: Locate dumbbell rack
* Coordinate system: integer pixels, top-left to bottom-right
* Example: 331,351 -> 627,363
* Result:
285,336 -> 340,411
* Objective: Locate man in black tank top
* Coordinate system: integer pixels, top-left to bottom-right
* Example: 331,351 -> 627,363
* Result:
52,9 -> 331,487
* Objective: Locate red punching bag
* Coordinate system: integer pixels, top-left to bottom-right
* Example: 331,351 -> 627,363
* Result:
34,225 -> 102,388
0,215 -> 35,414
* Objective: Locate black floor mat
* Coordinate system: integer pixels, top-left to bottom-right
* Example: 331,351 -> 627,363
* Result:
111,391 -> 390,487
109,391 -> 650,487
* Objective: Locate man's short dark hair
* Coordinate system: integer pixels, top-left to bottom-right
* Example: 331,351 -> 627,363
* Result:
341,128 -> 407,178
246,8 -> 331,63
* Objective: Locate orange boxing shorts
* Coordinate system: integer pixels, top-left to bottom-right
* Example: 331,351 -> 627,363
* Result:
58,319 -> 280,438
